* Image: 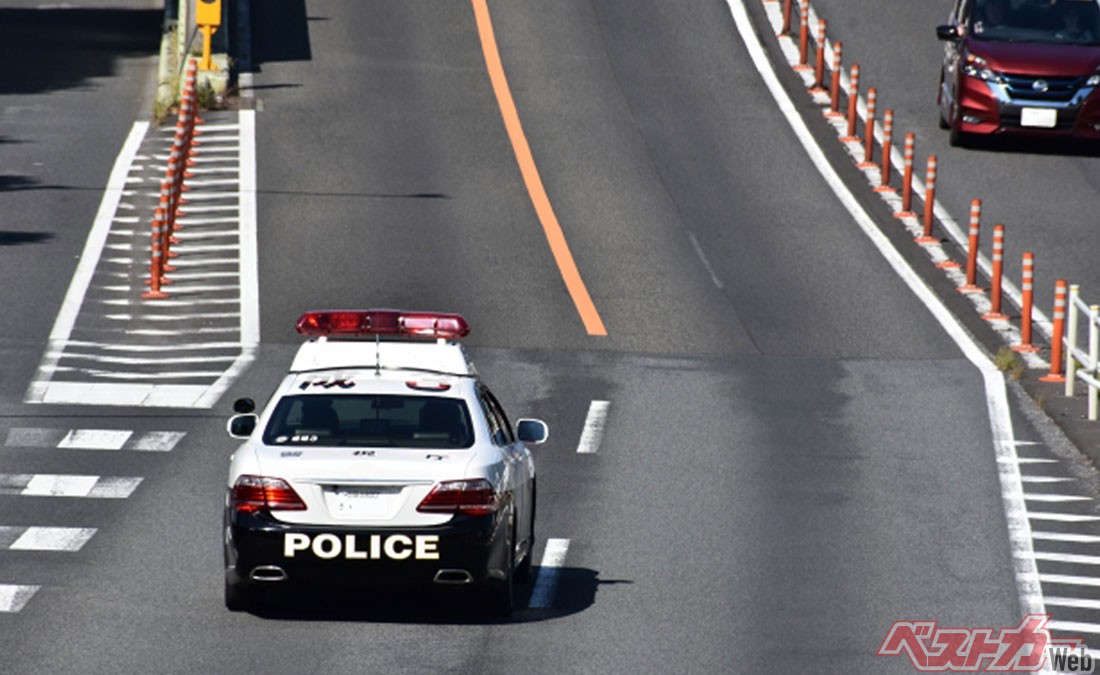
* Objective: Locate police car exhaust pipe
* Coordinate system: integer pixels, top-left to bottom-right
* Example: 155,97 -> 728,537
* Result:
250,565 -> 288,582
433,569 -> 473,585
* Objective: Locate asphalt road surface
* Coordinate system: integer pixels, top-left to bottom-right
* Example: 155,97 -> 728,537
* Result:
0,1 -> 1084,673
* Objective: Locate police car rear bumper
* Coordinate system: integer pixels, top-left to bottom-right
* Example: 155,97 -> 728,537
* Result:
224,508 -> 508,590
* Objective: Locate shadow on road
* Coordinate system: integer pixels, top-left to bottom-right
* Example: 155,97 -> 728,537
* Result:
0,8 -> 161,96
244,566 -> 623,625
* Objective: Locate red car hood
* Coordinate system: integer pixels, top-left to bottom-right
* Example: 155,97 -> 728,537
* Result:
970,40 -> 1100,76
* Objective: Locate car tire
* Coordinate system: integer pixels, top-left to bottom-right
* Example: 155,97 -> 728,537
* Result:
515,485 -> 535,583
948,121 -> 967,148
485,525 -> 515,617
225,579 -> 251,612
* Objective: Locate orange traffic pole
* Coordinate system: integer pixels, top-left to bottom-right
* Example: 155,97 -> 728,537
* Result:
895,133 -> 915,218
958,199 -> 983,293
797,1 -> 811,70
858,88 -> 877,168
1041,280 -> 1068,382
811,19 -> 827,91
842,64 -> 860,141
1014,252 -> 1040,353
826,41 -> 843,118
915,156 -> 938,243
983,224 -> 1007,321
780,0 -> 794,36
875,110 -> 894,193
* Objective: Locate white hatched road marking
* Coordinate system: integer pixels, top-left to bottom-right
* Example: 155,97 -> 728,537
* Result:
6,527 -> 96,552
26,110 -> 259,408
0,585 -> 39,613
576,400 -> 609,454
58,429 -> 132,450
6,428 -> 185,452
528,537 -> 569,609
0,474 -> 142,498
1033,532 -> 1100,544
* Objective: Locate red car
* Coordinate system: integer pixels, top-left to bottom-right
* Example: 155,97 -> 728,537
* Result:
937,0 -> 1100,145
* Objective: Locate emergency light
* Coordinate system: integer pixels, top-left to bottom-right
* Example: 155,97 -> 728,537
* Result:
296,310 -> 470,339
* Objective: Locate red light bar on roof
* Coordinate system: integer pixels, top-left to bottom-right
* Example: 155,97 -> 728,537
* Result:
295,309 -> 470,339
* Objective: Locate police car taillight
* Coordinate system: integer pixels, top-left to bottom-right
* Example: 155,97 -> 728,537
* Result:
296,310 -> 470,339
416,479 -> 498,516
230,475 -> 307,513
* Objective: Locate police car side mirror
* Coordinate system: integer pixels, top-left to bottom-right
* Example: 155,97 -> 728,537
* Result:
227,413 -> 259,439
233,397 -> 256,414
516,418 -> 548,444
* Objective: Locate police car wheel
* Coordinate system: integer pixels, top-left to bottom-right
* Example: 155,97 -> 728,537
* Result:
225,580 -> 251,612
515,504 -> 534,583
485,526 -> 516,616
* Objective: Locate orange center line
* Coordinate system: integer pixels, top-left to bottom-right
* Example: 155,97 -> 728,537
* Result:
471,0 -> 607,337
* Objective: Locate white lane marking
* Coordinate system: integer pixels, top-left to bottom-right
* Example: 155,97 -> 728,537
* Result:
1045,597 -> 1100,611
528,537 -> 569,608
726,0 -> 1045,619
576,400 -> 610,454
1033,552 -> 1100,566
5,428 -> 184,452
1033,531 -> 1100,544
1023,494 -> 1092,503
21,474 -> 98,497
128,431 -> 186,452
1042,573 -> 1100,588
10,527 -> 96,552
1048,620 -> 1100,635
1029,512 -> 1100,523
1020,476 -> 1075,483
0,585 -> 39,613
687,231 -> 724,289
4,474 -> 141,498
58,429 -> 133,450
25,121 -> 148,404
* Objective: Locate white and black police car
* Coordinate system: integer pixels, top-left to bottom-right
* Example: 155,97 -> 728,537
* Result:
223,309 -> 547,615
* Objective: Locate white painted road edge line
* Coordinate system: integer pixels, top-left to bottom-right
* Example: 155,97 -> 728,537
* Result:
726,0 -> 1046,635
576,400 -> 610,454
199,109 -> 260,409
528,537 -> 569,609
25,121 -> 149,403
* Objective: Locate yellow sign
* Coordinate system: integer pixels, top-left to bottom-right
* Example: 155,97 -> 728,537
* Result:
196,0 -> 222,27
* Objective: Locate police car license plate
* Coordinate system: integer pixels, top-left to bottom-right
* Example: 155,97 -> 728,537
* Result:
1020,107 -> 1056,128
328,486 -> 400,518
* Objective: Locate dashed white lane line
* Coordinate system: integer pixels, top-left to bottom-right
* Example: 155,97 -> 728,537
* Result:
528,537 -> 569,609
58,429 -> 132,450
0,474 -> 142,498
576,400 -> 610,454
0,585 -> 39,613
6,428 -> 184,452
6,527 -> 96,552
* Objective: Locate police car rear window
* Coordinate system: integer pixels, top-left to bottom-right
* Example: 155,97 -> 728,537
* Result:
263,395 -> 475,449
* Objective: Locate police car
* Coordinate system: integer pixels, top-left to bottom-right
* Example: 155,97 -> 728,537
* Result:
223,309 -> 547,615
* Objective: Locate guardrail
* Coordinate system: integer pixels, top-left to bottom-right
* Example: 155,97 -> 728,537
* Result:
143,59 -> 202,300
1063,285 -> 1100,420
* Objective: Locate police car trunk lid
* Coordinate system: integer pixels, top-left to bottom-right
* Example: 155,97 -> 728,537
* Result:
259,446 -> 474,527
